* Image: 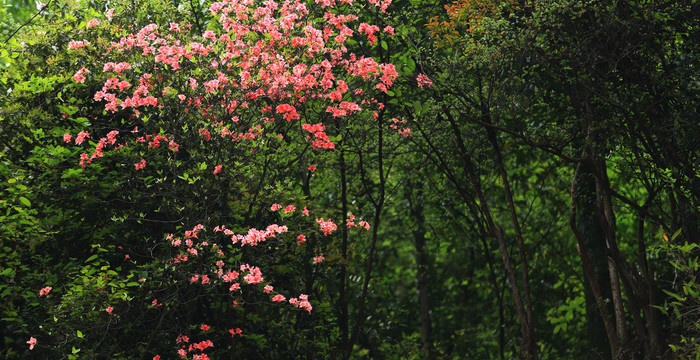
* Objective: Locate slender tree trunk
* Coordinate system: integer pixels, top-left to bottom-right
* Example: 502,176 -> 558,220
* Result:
592,159 -> 629,345
571,161 -> 618,358
347,109 -> 386,357
484,121 -> 536,359
444,111 -> 536,360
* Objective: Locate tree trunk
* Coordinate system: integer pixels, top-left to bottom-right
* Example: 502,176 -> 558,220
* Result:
572,160 -> 617,359
484,120 -> 536,359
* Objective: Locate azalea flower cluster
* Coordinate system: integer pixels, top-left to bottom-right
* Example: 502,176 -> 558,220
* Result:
390,117 -> 411,138
66,0 -> 399,170
164,221 -> 323,347
346,214 -> 371,230
38,286 -> 52,297
316,218 -> 338,235
175,333 -> 215,360
63,130 -> 128,167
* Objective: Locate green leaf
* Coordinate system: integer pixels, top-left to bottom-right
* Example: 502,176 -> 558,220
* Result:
18,197 -> 31,207
671,228 -> 683,241
77,330 -> 83,338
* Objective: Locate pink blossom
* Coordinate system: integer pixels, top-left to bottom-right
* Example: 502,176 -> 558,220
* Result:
296,234 -> 306,245
270,203 -> 282,211
308,164 -> 317,173
105,306 -> 114,314
203,30 -> 217,40
199,128 -> 211,141
86,19 -> 100,29
316,218 -> 338,235
27,337 -> 37,350
284,205 -> 295,214
358,220 -> 370,230
63,133 -> 72,143
272,294 -> 286,302
38,286 -> 52,296
243,265 -> 264,284
200,324 -> 210,331
105,8 -> 114,21
313,255 -> 324,263
290,294 -> 313,312
75,131 -> 89,144
176,335 -> 189,343
416,73 -> 433,89
68,40 -> 90,50
134,159 -> 146,170
214,165 -> 222,174
73,68 -> 90,83
264,285 -> 273,293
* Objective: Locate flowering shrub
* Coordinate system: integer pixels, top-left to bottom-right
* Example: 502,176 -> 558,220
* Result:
8,0 -> 394,357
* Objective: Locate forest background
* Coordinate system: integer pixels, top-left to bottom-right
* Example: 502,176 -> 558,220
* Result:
0,0 -> 698,359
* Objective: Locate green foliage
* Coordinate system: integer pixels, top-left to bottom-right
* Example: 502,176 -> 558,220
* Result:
0,0 -> 697,358
655,236 -> 700,359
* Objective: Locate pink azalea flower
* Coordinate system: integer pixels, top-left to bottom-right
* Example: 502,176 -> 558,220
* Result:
39,286 -> 52,296
416,73 -> 433,89
134,159 -> 146,170
86,19 -> 99,29
27,337 -> 37,350
75,131 -> 89,144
